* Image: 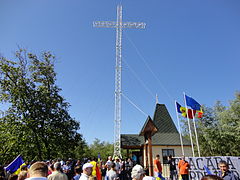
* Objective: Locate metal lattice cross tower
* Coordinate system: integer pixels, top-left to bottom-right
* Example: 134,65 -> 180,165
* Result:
93,5 -> 146,158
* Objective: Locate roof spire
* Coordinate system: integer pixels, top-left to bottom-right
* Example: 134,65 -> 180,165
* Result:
156,94 -> 159,104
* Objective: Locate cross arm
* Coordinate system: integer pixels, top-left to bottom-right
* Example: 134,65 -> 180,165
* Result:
93,21 -> 146,29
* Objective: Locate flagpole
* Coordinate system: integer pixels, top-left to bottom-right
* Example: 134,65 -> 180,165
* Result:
175,100 -> 184,156
191,110 -> 201,157
183,92 -> 195,157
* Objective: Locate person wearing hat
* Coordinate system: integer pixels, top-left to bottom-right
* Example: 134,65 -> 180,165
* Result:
131,165 -> 156,180
131,165 -> 145,180
80,163 -> 93,180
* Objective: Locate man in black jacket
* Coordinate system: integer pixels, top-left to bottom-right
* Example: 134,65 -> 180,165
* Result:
167,155 -> 177,180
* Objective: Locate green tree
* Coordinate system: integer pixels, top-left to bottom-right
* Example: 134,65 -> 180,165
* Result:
216,92 -> 240,155
0,49 -> 85,163
85,138 -> 128,161
88,138 -> 114,161
181,92 -> 240,156
197,104 -> 224,156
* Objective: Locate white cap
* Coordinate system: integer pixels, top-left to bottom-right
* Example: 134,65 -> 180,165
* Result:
131,165 -> 145,179
82,163 -> 93,170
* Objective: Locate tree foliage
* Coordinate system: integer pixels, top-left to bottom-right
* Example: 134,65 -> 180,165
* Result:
181,92 -> 240,156
0,49 -> 85,163
87,138 -> 114,161
83,138 -> 128,161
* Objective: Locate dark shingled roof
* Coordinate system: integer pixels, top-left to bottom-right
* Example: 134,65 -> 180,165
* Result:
151,132 -> 191,146
152,104 -> 178,133
121,134 -> 145,147
121,103 -> 191,147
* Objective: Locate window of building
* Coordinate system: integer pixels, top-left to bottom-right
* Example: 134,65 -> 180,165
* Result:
162,149 -> 175,164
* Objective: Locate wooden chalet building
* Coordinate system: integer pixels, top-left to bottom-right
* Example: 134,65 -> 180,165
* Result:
121,103 -> 192,173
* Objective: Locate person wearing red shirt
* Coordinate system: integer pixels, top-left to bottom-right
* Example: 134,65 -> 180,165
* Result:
178,156 -> 190,180
153,155 -> 163,178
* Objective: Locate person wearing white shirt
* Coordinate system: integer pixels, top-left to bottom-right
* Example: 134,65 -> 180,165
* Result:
106,163 -> 118,180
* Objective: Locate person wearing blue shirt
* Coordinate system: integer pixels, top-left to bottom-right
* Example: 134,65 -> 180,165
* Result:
73,166 -> 82,180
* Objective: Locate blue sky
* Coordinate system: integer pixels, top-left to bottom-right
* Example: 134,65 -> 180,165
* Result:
0,0 -> 239,144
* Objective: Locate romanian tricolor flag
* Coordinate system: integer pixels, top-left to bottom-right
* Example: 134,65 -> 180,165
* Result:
5,155 -> 25,174
180,107 -> 196,119
176,102 -> 203,119
196,108 -> 203,118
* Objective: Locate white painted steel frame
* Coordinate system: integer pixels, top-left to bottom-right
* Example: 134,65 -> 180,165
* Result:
93,5 -> 145,158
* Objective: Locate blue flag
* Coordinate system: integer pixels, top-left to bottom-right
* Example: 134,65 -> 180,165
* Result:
5,155 -> 24,174
185,95 -> 201,110
158,172 -> 166,180
204,165 -> 213,175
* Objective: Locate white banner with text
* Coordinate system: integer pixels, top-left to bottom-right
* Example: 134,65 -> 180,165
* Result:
174,156 -> 240,180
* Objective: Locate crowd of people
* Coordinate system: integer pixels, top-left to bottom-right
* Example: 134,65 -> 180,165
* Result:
0,155 -> 239,180
0,156 -> 135,180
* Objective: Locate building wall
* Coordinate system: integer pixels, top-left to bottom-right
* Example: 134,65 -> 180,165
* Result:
152,145 -> 193,161
143,145 -> 192,164
143,145 -> 192,177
